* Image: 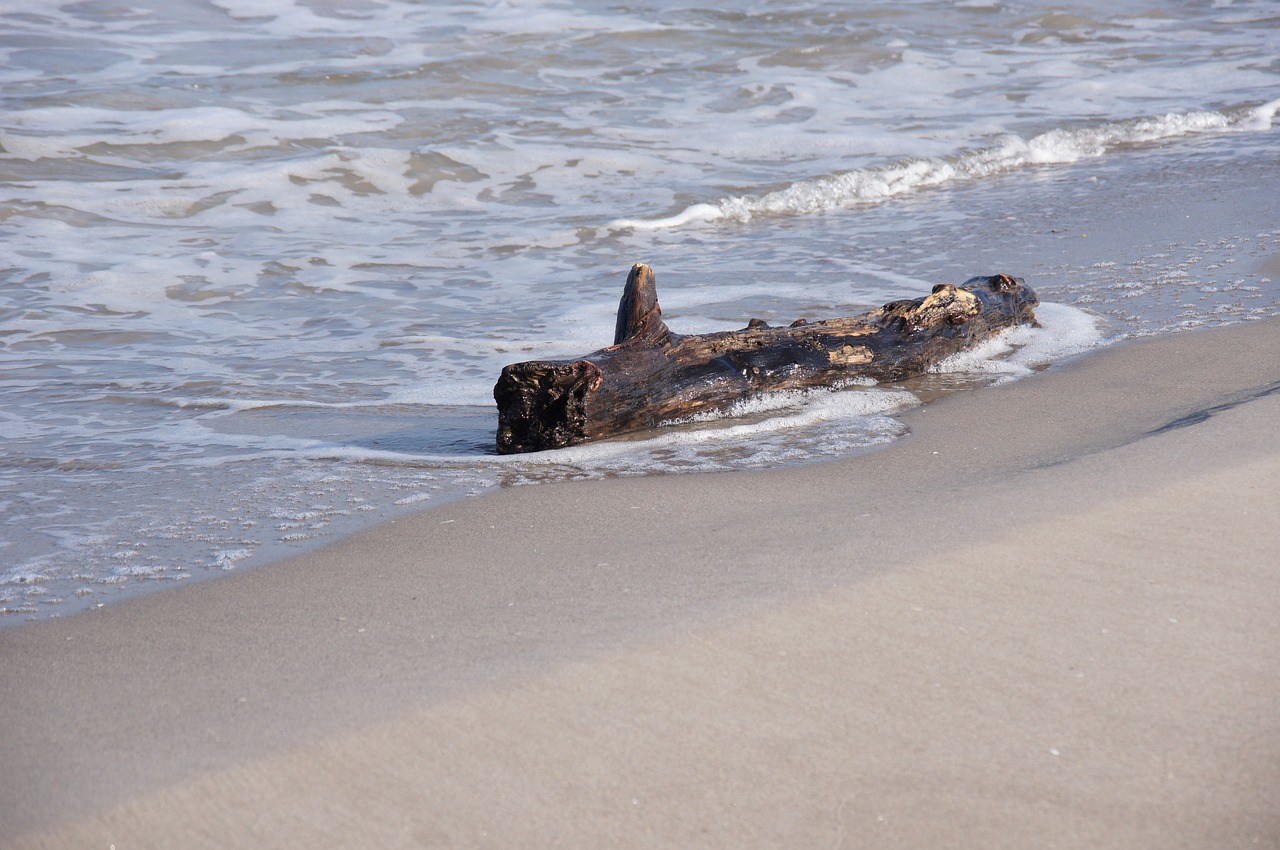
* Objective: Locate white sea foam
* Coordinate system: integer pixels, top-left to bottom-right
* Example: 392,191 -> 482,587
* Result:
213,549 -> 253,569
392,492 -> 433,506
609,103 -> 1280,232
933,303 -> 1107,383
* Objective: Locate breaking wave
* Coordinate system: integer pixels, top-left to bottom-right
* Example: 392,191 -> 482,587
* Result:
609,101 -> 1280,231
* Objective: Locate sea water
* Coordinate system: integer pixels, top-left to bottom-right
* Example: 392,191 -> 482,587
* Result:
2,0 -> 1278,622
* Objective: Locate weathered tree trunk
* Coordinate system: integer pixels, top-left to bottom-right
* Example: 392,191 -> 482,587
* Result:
495,263 -> 1038,453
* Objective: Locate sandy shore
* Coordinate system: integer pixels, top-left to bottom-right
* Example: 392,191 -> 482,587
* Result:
3,317 -> 1278,849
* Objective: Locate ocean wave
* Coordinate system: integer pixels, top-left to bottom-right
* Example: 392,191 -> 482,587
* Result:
608,101 -> 1280,232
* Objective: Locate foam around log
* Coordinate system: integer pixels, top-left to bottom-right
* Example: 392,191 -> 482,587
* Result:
495,264 -> 1038,453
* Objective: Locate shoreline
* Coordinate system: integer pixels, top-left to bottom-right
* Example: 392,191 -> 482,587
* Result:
6,125 -> 1277,627
3,317 -> 1278,848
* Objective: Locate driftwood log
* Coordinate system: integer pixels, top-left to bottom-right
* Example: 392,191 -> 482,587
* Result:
495,264 -> 1038,453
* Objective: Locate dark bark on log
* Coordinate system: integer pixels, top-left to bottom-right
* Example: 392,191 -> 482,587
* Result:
495,263 -> 1039,453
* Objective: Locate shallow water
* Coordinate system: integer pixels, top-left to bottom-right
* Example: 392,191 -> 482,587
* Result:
2,0 -> 1278,623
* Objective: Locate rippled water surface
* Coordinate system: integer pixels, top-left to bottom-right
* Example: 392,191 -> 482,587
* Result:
3,0 -> 1278,621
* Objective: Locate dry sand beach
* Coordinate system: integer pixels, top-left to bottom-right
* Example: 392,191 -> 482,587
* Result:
3,315 -> 1278,849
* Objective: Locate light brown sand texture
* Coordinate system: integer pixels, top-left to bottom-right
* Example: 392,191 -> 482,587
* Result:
3,318 -> 1278,849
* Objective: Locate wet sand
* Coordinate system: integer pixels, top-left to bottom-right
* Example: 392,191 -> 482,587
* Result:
2,317 -> 1278,849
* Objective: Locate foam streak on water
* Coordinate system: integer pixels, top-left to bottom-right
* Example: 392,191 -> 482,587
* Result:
611,102 -> 1280,230
2,0 -> 1278,622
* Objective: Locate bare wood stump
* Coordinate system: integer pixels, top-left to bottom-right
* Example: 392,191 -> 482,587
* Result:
494,263 -> 1038,453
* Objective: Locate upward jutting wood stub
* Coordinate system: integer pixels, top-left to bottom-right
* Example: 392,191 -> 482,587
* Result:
494,263 -> 1039,454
